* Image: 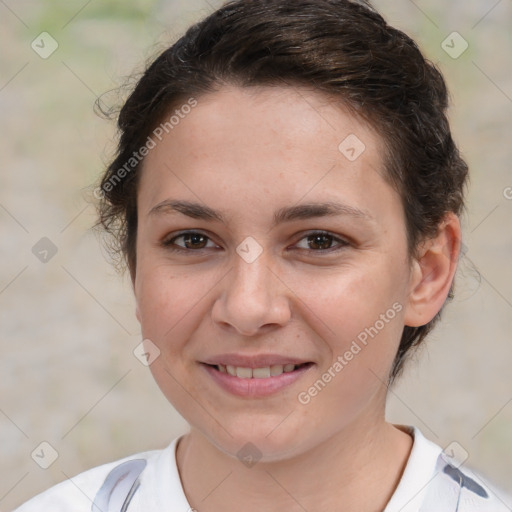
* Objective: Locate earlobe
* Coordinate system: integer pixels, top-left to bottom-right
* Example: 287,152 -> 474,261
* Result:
403,213 -> 461,327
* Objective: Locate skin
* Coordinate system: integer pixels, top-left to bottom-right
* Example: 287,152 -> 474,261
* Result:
133,85 -> 461,512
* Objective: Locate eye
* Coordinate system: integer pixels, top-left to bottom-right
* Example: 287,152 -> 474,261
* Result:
161,231 -> 218,252
293,231 -> 349,253
161,230 -> 349,254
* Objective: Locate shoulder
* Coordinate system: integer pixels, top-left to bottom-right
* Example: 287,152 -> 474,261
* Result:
12,446 -> 165,512
386,425 -> 512,512
414,429 -> 512,512
419,461 -> 512,512
455,464 -> 512,512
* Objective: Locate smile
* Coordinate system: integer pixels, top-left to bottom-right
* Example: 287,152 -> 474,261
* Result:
201,362 -> 315,397
212,363 -> 310,378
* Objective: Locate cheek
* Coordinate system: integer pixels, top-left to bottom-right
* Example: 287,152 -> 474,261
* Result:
302,262 -> 404,334
135,261 -> 222,356
136,265 -> 185,336
135,265 -> 213,405
298,261 -> 406,386
296,270 -> 405,419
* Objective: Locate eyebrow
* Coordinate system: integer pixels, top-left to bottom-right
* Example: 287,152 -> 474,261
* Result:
148,199 -> 374,228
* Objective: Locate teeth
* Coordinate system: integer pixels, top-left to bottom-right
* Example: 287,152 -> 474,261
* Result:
217,363 -> 302,378
253,367 -> 271,378
236,366 -> 252,379
270,364 -> 284,376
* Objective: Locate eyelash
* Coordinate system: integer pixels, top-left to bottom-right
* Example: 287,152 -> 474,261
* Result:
161,230 -> 349,255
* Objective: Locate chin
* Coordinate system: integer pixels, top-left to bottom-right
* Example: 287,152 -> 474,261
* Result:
203,418 -> 310,464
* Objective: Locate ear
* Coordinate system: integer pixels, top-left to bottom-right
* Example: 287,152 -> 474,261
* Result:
403,212 -> 461,327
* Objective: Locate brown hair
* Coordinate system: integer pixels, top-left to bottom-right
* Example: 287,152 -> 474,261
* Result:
94,0 -> 468,384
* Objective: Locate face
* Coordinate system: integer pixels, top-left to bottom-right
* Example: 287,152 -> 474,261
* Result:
133,85 -> 415,461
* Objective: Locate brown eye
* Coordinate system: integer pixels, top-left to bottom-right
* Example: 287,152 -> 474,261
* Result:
307,233 -> 334,250
162,231 -> 217,251
181,233 -> 208,249
294,231 -> 348,253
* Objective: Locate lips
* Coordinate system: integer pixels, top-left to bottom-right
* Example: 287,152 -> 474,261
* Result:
201,361 -> 314,397
202,353 -> 312,369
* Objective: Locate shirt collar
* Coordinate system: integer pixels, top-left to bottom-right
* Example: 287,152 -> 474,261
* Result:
383,424 -> 443,512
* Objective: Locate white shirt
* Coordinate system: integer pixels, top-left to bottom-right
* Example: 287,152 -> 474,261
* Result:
13,425 -> 511,512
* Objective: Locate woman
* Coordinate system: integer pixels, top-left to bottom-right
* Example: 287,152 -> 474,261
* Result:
14,0 -> 510,510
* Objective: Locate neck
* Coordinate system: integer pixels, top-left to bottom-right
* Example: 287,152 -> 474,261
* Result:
175,417 -> 413,512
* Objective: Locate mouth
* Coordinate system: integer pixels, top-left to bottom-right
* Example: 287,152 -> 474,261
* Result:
203,362 -> 314,379
200,361 -> 315,398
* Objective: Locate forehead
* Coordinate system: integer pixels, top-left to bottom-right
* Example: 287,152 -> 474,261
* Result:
161,84 -> 381,157
137,84 -> 398,223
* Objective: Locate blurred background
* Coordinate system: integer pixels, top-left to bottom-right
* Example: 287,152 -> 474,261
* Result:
0,0 -> 511,509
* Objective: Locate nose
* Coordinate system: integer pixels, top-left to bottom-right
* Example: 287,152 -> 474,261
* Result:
211,251 -> 292,336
